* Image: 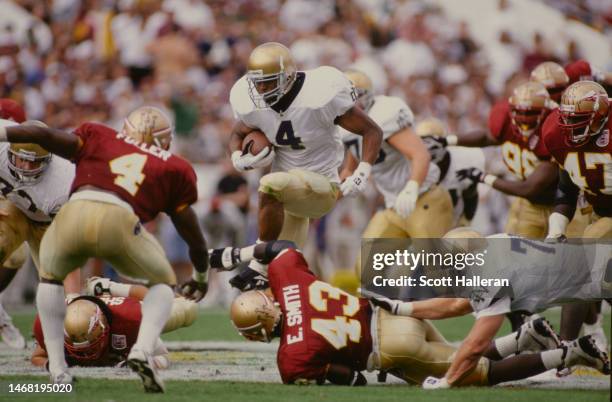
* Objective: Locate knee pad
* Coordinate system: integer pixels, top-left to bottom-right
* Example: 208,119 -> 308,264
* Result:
259,172 -> 293,199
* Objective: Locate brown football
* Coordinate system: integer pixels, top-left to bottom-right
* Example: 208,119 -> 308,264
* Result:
242,130 -> 271,156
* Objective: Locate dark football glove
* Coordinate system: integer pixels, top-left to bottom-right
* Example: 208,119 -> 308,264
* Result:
209,247 -> 242,271
230,267 -> 269,291
421,136 -> 449,164
456,167 -> 485,185
180,270 -> 208,302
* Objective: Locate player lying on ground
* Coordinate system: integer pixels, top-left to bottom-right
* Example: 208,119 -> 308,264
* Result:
209,240 -> 607,386
0,106 -> 210,392
31,278 -> 197,369
362,227 -> 611,389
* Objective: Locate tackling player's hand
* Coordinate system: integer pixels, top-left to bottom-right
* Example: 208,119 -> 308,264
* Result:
229,268 -> 269,291
359,289 -> 412,316
231,147 -> 275,172
456,167 -> 485,184
340,162 -> 371,197
180,270 -> 208,302
394,180 -> 419,218
86,276 -> 111,296
422,376 -> 450,390
421,136 -> 449,164
209,247 -> 242,271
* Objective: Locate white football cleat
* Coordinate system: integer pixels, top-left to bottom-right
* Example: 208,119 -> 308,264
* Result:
517,317 -> 560,353
127,347 -> 165,393
0,304 -> 25,349
563,335 -> 611,375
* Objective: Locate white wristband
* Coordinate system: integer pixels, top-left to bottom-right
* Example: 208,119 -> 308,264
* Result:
356,161 -> 372,177
396,302 -> 414,316
483,174 -> 497,186
446,135 -> 458,146
0,126 -> 7,141
547,212 -> 569,238
193,269 -> 208,283
404,179 -> 420,193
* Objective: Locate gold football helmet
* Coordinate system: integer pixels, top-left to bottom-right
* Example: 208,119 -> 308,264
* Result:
530,62 -> 569,101
415,118 -> 447,137
9,120 -> 52,184
508,81 -> 553,138
442,227 -> 486,253
344,69 -> 374,111
64,299 -> 110,361
122,106 -> 173,150
559,80 -> 610,146
247,42 -> 297,108
230,290 -> 281,343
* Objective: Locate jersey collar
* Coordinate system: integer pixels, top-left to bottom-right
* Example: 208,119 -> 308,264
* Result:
271,72 -> 305,114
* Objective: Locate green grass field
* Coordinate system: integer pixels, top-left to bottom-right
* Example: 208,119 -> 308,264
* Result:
0,307 -> 609,402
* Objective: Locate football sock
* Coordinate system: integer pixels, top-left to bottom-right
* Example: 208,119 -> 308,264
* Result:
493,332 -> 519,358
36,283 -> 68,374
134,284 -> 173,353
488,354 -> 547,385
541,348 -> 565,370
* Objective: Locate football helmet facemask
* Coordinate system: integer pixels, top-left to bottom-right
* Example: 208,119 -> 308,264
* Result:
558,81 -> 610,146
230,290 -> 281,343
246,42 -> 297,108
344,69 -> 374,112
64,299 -> 110,361
122,106 -> 173,150
8,121 -> 51,185
508,81 -> 554,138
530,62 -> 569,102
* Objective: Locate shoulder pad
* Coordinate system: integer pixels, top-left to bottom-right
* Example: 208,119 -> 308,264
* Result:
229,75 -> 255,117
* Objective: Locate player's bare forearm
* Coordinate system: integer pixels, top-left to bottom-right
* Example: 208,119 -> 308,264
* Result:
229,120 -> 255,153
387,128 -> 430,185
456,130 -> 499,147
336,106 -> 383,165
339,150 -> 358,181
129,284 -> 149,300
5,125 -> 80,160
552,168 -> 579,220
170,206 -> 209,273
410,298 -> 472,319
492,162 -> 557,200
445,314 -> 504,385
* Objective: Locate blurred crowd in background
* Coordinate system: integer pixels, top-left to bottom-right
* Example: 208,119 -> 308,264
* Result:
1,0 -> 610,306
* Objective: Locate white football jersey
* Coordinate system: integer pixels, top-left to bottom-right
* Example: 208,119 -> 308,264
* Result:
230,66 -> 355,183
469,236 -> 611,316
0,119 -> 74,223
340,95 -> 439,208
441,146 -> 485,225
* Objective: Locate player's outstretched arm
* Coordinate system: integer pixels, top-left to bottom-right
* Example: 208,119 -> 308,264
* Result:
442,314 -> 504,387
209,240 -> 297,271
477,161 -> 559,201
2,123 -> 81,160
363,289 -> 472,319
455,130 -> 499,147
547,168 -> 579,239
171,205 -> 209,301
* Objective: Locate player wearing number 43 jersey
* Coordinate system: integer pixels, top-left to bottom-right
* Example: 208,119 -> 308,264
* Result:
228,43 -> 382,290
209,240 -> 606,387
0,106 -> 210,393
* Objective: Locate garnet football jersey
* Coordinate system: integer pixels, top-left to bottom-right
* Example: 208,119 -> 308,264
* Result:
542,110 -> 612,215
70,122 -> 197,222
33,296 -> 142,366
268,249 -> 372,384
489,100 -> 552,181
565,60 -> 595,85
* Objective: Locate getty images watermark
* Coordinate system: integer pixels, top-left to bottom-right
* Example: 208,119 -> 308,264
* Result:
360,237 -> 612,307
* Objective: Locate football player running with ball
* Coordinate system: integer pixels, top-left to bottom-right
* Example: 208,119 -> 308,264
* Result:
209,240 -> 606,387
228,42 -> 382,290
0,106 -> 210,392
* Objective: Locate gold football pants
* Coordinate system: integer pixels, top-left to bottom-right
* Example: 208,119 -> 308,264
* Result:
162,297 -> 198,333
355,185 -> 453,276
259,169 -> 339,248
0,198 -> 47,270
504,197 -> 588,238
371,309 -> 489,385
39,199 -> 176,286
